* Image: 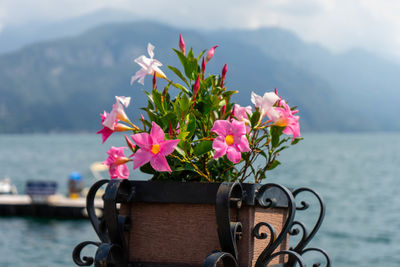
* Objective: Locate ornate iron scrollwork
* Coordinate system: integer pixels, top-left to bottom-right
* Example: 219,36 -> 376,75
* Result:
74,181 -> 330,267
253,183 -> 297,267
287,187 -> 331,267
72,179 -> 134,267
203,182 -> 243,267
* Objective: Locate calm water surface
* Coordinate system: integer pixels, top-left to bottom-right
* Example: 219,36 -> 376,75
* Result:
0,133 -> 399,266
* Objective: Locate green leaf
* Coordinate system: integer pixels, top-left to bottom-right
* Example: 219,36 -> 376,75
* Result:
274,146 -> 289,154
140,163 -> 155,174
193,140 -> 213,156
152,89 -> 165,114
173,48 -> 189,69
175,145 -> 187,157
186,114 -> 196,138
180,94 -> 190,114
250,110 -> 261,128
271,126 -> 284,148
168,65 -> 189,85
172,83 -> 190,95
258,150 -> 268,160
267,160 -> 281,170
177,131 -> 190,141
197,50 -> 206,61
291,137 -> 303,145
222,90 -> 238,98
172,164 -> 195,173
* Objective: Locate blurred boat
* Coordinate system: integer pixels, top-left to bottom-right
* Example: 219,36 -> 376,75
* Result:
0,164 -> 106,219
0,178 -> 18,195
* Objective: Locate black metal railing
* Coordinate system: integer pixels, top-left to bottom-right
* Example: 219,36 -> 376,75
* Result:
73,180 -> 330,267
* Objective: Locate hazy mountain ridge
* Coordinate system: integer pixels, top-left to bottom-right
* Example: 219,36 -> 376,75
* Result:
0,20 -> 397,133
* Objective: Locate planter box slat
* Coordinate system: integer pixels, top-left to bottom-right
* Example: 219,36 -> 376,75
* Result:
121,202 -> 288,266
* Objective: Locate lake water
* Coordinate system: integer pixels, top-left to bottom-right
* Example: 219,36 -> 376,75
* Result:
0,133 -> 399,266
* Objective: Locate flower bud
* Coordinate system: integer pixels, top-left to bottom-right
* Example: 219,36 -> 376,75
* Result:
221,99 -> 227,116
201,57 -> 206,74
168,123 -> 174,139
152,72 -> 157,89
124,135 -> 136,153
206,45 -> 218,62
193,75 -> 200,99
179,34 -> 185,55
220,64 -> 227,87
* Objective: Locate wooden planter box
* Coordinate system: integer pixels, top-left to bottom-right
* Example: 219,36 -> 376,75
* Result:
119,181 -> 291,267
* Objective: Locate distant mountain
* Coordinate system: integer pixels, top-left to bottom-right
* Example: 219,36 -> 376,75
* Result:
0,9 -> 139,54
213,28 -> 400,130
0,21 -> 396,133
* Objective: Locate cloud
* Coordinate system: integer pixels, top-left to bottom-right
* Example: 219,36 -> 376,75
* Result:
0,6 -> 5,33
0,0 -> 399,59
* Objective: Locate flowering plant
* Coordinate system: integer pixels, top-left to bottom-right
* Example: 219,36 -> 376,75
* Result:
98,35 -> 302,183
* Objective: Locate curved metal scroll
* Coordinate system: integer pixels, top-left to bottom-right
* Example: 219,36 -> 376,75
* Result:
215,182 -> 243,261
254,183 -> 297,267
203,251 -> 240,267
287,187 -> 331,266
73,179 -> 134,267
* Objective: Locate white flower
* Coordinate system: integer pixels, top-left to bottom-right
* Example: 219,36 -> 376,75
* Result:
251,91 -> 280,121
103,96 -> 131,130
131,43 -> 166,85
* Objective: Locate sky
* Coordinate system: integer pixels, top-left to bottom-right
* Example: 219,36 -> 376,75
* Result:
1,0 -> 400,59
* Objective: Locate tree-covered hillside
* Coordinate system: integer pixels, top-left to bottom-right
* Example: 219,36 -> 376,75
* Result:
0,21 -> 392,133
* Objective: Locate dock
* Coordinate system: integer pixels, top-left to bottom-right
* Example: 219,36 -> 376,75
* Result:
0,194 -> 103,219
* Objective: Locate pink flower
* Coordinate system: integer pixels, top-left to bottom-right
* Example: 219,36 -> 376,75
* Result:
206,45 -> 218,62
103,147 -> 130,179
211,120 -> 250,163
131,122 -> 180,172
273,101 -> 301,140
251,91 -> 280,121
103,96 -> 132,130
97,111 -> 134,143
131,43 -> 167,85
179,34 -> 185,55
232,104 -> 252,126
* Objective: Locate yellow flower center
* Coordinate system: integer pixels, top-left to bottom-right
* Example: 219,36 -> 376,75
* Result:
151,144 -> 160,154
274,118 -> 289,127
225,135 -> 234,146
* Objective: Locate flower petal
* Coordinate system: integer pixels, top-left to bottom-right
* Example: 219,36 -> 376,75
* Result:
97,127 -> 113,144
131,133 -> 152,150
147,43 -> 155,59
159,139 -> 180,156
116,96 -> 131,108
150,122 -> 165,143
117,164 -> 129,179
226,146 -> 242,164
132,148 -> 153,169
231,119 -> 246,137
251,92 -> 262,107
150,154 -> 172,172
131,68 -> 148,85
212,136 -> 228,158
236,135 -> 251,152
211,120 -> 231,137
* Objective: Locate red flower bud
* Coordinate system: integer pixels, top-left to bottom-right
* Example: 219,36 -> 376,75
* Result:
193,75 -> 200,99
152,72 -> 157,89
201,57 -> 206,74
124,135 -> 136,153
221,99 -> 227,116
168,123 -> 174,139
206,45 -> 218,62
179,34 -> 185,55
220,64 -> 227,87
